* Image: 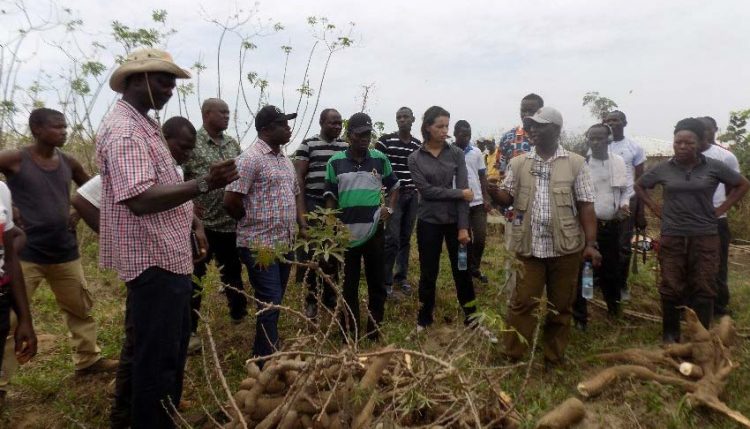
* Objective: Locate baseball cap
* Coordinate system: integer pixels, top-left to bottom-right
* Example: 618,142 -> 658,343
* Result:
255,105 -> 297,131
347,112 -> 373,134
523,106 -> 563,128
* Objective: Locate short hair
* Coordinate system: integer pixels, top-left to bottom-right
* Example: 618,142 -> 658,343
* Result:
420,106 -> 450,142
674,117 -> 705,141
454,120 -> 470,130
319,108 -> 339,124
163,116 -> 196,139
587,123 -> 612,136
29,108 -> 64,131
701,116 -> 718,129
201,98 -> 227,115
521,93 -> 544,108
397,106 -> 414,116
608,110 -> 627,122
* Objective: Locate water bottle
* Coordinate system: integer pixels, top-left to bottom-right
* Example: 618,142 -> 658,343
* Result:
458,244 -> 468,271
581,261 -> 594,300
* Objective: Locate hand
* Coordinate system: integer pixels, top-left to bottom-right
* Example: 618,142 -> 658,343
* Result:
193,226 -> 208,263
298,225 -> 309,240
205,159 -> 240,190
458,228 -> 471,245
461,189 -> 474,202
583,244 -> 603,268
380,206 -> 392,222
616,205 -> 630,221
68,208 -> 81,231
12,206 -> 24,230
14,320 -> 37,365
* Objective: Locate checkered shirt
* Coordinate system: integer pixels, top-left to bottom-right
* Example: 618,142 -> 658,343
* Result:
96,100 -> 193,281
501,145 -> 594,258
226,139 -> 299,249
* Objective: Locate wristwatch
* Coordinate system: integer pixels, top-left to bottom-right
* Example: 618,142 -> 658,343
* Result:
197,177 -> 210,194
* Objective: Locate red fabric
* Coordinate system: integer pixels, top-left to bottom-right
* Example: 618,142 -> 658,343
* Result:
96,100 -> 193,281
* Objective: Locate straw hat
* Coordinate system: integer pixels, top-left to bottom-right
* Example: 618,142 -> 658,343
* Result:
109,48 -> 190,93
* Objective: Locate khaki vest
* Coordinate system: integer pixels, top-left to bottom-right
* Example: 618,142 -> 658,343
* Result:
509,152 -> 586,257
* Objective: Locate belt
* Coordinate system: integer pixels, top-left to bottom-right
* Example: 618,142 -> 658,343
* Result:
597,218 -> 620,228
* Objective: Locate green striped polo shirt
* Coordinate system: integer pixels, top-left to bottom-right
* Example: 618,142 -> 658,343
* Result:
324,149 -> 399,247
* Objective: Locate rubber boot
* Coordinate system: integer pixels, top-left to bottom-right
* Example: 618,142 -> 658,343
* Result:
661,299 -> 681,344
692,298 -> 714,330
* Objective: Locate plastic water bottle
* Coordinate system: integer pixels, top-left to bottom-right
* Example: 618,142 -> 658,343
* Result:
581,261 -> 594,300
458,244 -> 468,271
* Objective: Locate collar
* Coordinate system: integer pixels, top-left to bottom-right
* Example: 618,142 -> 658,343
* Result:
254,138 -> 278,155
527,144 -> 567,162
668,153 -> 707,166
198,127 -> 228,145
345,148 -> 370,161
419,141 -> 448,153
117,99 -> 159,134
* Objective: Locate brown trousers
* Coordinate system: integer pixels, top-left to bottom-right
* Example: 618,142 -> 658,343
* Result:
503,252 -> 581,363
658,235 -> 719,302
0,259 -> 101,390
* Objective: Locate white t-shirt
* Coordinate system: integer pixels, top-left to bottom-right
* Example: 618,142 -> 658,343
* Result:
462,144 -> 486,207
0,182 -> 15,279
78,167 -> 184,209
588,155 -> 629,221
608,136 -> 645,200
703,144 -> 741,218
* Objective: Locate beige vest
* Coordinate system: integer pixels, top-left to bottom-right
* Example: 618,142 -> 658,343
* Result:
509,152 -> 586,257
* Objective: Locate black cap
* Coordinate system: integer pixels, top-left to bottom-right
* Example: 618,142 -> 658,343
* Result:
255,105 -> 297,131
347,112 -> 373,134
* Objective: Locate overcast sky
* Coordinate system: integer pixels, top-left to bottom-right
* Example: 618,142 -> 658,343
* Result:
4,0 -> 749,146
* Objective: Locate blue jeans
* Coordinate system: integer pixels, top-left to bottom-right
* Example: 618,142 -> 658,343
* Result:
384,190 -> 418,287
239,248 -> 291,359
111,267 -> 192,429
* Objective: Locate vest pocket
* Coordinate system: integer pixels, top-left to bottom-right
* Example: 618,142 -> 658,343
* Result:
552,187 -> 575,219
558,217 -> 582,252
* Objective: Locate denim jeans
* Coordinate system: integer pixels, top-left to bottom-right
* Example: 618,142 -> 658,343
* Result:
384,190 -> 418,287
111,267 -> 192,429
239,248 -> 292,359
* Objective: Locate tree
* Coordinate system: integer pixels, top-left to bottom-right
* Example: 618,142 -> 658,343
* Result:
582,91 -> 618,121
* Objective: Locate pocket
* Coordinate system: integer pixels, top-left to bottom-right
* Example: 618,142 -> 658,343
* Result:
514,187 -> 531,210
552,187 -> 575,219
557,217 -> 582,252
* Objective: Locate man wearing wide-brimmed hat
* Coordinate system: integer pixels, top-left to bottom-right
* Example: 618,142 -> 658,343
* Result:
96,48 -> 239,428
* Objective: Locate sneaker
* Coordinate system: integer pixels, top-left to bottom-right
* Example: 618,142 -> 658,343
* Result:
385,284 -> 394,297
472,272 -> 489,284
305,302 -> 318,320
407,324 -> 427,340
75,358 -> 119,376
188,333 -> 202,354
400,282 -> 413,295
470,321 -> 499,344
621,287 -> 630,302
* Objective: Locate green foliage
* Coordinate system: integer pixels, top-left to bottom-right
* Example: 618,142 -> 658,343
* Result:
80,61 -> 105,77
582,91 -> 619,121
718,109 -> 750,175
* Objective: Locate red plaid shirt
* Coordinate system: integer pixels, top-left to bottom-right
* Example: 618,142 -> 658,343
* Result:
226,139 -> 299,249
96,100 -> 193,281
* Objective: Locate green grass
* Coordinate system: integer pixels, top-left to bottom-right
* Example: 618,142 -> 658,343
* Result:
1,224 -> 749,428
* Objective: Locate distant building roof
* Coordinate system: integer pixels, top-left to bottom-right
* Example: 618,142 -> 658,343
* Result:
632,135 -> 672,157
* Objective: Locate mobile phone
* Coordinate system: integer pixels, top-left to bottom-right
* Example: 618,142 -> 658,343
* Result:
191,231 -> 200,258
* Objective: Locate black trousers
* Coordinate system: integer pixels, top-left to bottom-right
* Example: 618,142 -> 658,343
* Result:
341,226 -> 386,340
716,217 -> 731,313
416,220 -> 476,327
301,197 -> 338,308
618,196 -> 637,289
468,204 -> 488,276
111,267 -> 192,429
192,229 -> 247,332
573,219 -> 623,323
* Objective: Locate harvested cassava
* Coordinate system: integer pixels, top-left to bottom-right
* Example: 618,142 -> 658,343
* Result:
576,310 -> 750,428
534,397 -> 585,429
223,344 -> 521,428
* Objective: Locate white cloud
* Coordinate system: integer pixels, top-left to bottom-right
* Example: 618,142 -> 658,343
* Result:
2,0 -> 748,147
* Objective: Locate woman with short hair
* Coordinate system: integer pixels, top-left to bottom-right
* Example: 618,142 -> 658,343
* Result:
635,118 -> 749,343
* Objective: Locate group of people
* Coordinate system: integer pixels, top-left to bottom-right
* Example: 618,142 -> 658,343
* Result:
0,46 -> 745,428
